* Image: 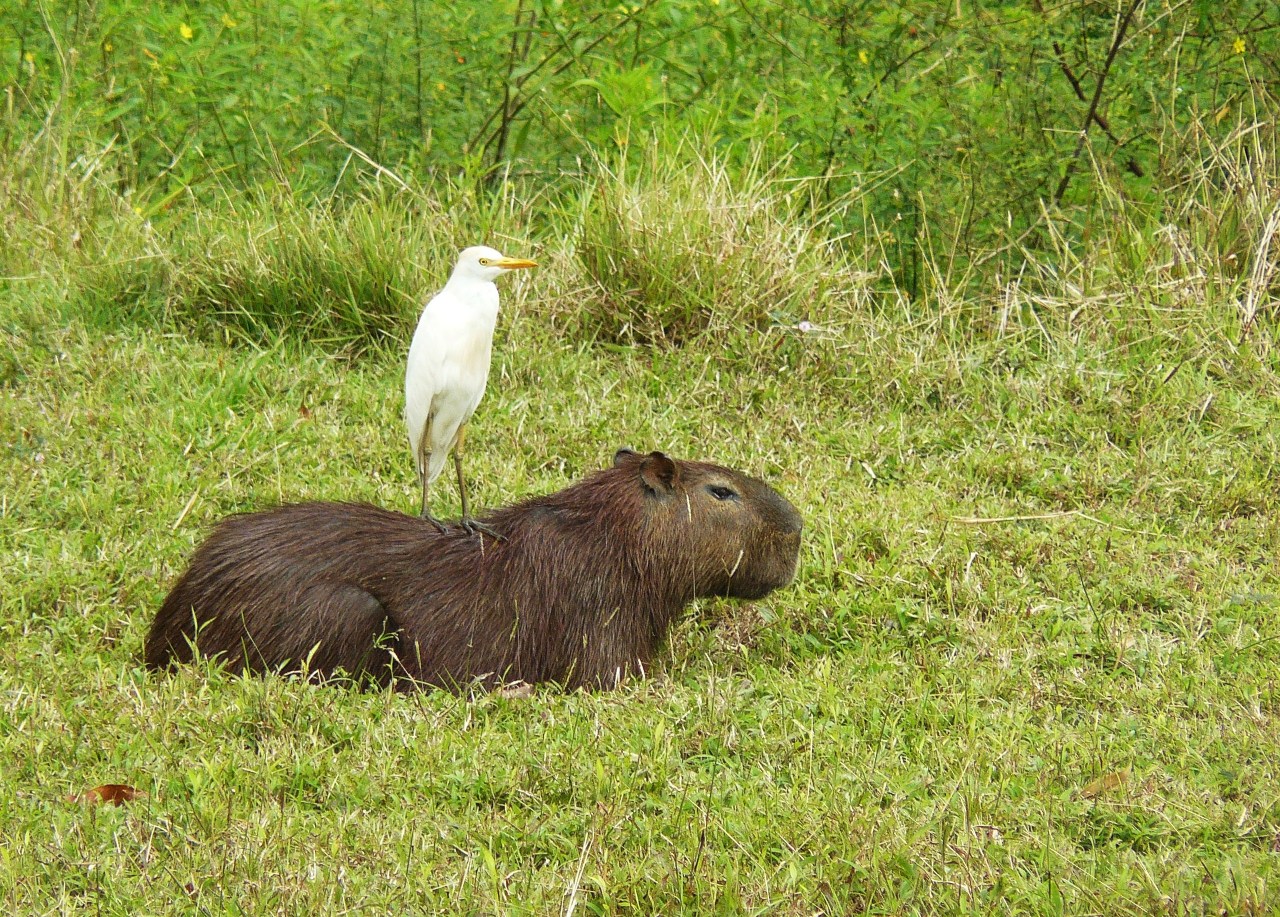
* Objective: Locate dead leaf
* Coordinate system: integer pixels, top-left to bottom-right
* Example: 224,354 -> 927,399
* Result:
1080,769 -> 1130,800
496,681 -> 534,699
68,784 -> 147,806
299,403 -> 312,419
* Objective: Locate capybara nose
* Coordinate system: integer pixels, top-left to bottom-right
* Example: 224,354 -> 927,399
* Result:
774,493 -> 803,536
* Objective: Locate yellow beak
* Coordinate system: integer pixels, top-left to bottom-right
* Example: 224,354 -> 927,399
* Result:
494,256 -> 537,270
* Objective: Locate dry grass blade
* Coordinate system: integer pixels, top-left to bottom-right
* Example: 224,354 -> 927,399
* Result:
1079,769 -> 1131,800
1239,200 -> 1280,339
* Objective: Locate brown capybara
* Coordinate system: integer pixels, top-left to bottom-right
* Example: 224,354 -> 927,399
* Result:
145,449 -> 803,691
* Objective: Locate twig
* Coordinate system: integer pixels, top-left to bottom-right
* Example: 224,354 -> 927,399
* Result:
172,489 -> 200,531
1053,0 -> 1143,206
563,827 -> 593,917
1052,40 -> 1144,177
469,0 -> 665,164
466,7 -> 617,157
1053,43 -> 1116,145
320,123 -> 411,191
950,510 -> 1087,524
487,0 -> 534,174
952,509 -> 1155,536
411,0 -> 425,143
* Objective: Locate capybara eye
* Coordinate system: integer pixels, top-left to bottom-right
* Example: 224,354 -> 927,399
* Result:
707,485 -> 738,501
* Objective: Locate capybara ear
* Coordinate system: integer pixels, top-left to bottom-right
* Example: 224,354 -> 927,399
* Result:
613,447 -> 638,467
639,451 -> 678,495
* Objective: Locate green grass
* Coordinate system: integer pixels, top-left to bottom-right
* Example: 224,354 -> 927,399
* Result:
4,124 -> 1280,914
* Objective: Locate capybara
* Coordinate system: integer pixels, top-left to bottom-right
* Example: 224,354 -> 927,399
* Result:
145,449 -> 803,691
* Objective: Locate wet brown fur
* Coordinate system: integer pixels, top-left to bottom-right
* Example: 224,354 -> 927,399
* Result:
145,450 -> 803,691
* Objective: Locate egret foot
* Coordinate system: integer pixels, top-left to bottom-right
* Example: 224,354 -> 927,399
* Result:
420,511 -> 450,535
459,517 -> 505,541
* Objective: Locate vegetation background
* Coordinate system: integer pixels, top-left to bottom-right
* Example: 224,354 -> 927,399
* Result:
3,0 -> 1280,913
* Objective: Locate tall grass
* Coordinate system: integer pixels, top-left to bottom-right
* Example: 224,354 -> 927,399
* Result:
4,85 -> 1278,365
83,189 -> 442,350
574,140 -> 877,344
976,112 -> 1280,352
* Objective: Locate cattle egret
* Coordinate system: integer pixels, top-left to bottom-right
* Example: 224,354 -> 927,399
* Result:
405,245 -> 536,535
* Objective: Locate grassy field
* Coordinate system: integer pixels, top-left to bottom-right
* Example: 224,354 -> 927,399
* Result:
4,73 -> 1280,917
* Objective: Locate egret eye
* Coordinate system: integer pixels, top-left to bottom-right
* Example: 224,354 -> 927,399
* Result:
707,484 -> 738,501
479,258 -> 491,265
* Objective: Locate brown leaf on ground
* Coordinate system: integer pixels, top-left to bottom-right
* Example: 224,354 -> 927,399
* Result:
67,784 -> 147,806
1080,769 -> 1130,799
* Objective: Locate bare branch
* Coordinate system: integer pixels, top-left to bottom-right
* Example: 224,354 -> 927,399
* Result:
1053,0 -> 1144,206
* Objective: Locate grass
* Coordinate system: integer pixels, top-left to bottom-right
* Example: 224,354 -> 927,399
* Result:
575,141 -> 873,344
4,123 -> 1280,914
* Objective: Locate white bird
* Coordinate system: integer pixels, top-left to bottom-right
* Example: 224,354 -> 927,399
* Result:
405,245 -> 537,535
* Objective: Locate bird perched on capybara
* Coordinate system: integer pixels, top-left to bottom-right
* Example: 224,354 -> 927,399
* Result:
145,449 -> 803,691
405,245 -> 536,534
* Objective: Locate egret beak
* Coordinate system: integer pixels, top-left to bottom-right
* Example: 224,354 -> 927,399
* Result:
494,256 -> 538,270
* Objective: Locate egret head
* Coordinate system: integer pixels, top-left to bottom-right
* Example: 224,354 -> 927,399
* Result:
452,245 -> 538,284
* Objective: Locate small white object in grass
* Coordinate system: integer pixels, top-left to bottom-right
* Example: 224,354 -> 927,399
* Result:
405,245 -> 536,534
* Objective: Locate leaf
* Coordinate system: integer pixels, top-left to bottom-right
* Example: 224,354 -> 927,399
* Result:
1079,768 -> 1130,799
68,784 -> 147,806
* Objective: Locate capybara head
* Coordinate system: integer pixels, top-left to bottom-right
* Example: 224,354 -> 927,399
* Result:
608,448 -> 803,600
146,450 -> 803,691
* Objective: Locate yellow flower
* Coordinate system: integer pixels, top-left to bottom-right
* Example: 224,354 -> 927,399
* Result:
180,23 -> 193,40
222,13 -> 237,28
858,49 -> 869,65
436,81 -> 446,92
1233,37 -> 1246,54
104,41 -> 114,52
24,51 -> 34,63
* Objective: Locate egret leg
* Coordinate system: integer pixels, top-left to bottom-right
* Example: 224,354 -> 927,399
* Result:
417,415 -> 448,534
454,425 -> 504,541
